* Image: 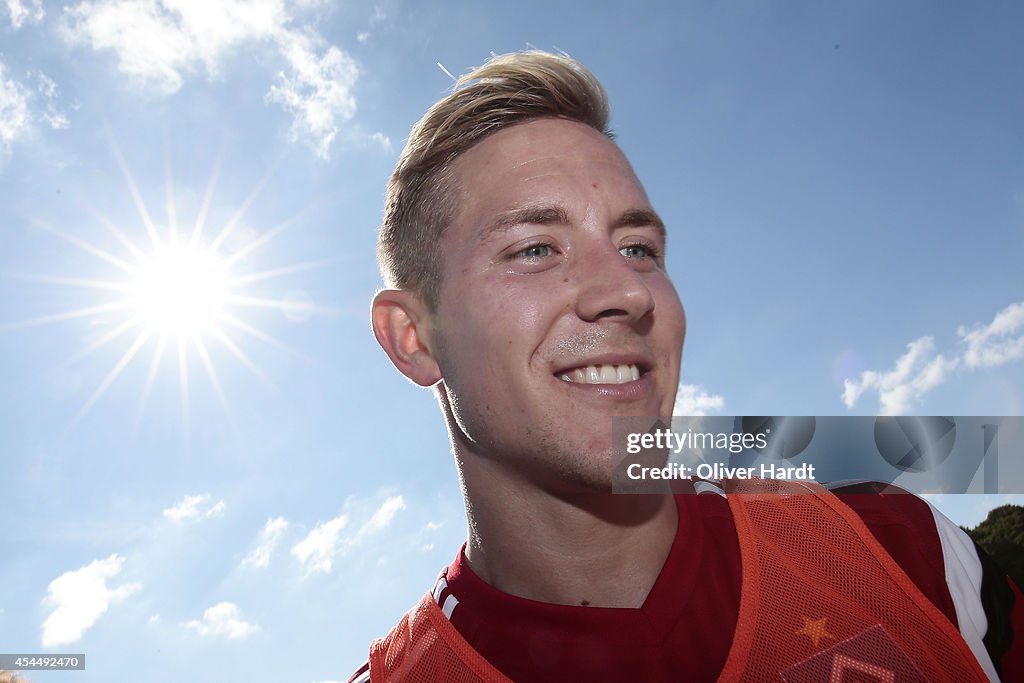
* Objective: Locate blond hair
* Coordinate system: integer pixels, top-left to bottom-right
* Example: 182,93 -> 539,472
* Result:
378,51 -> 611,308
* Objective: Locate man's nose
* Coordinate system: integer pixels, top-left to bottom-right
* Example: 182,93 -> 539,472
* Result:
573,245 -> 656,324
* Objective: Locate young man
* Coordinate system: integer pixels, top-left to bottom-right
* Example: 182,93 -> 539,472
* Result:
354,51 -> 1021,681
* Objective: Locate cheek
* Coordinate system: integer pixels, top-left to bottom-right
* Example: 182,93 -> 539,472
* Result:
471,277 -> 556,342
437,292 -> 525,384
435,285 -> 547,449
505,287 -> 552,335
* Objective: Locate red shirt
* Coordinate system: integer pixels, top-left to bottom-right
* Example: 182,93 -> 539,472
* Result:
350,483 -> 1021,682
437,487 -> 973,682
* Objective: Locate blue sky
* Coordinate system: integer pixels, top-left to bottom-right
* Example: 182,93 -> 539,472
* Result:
1,2 -> 1023,681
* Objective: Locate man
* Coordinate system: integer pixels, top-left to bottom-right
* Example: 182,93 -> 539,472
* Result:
352,51 -> 1021,681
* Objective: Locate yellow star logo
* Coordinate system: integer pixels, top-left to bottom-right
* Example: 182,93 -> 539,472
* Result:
795,616 -> 835,649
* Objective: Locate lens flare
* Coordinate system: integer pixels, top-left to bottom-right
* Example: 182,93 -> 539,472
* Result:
131,243 -> 229,336
2,146 -> 334,435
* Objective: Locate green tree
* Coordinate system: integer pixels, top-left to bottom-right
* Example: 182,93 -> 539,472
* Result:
964,504 -> 1024,590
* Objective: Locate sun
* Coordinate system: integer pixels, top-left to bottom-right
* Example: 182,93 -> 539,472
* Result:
130,241 -> 229,336
2,149 -> 331,433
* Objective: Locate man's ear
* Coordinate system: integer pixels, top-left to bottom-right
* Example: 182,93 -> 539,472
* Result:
371,289 -> 443,387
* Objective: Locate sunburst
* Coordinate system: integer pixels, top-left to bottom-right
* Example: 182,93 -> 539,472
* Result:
3,146 -> 333,434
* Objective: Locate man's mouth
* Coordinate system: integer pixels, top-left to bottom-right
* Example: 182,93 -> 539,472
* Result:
558,364 -> 641,385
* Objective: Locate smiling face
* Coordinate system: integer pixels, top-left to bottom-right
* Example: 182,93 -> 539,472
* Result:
430,117 -> 686,492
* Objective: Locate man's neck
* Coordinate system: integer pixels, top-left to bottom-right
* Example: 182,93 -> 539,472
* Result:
458,456 -> 678,609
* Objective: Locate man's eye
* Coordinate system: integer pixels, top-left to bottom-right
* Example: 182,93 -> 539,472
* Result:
620,244 -> 658,259
516,244 -> 554,259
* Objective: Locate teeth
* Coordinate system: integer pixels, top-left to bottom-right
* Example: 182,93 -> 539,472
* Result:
561,364 -> 640,385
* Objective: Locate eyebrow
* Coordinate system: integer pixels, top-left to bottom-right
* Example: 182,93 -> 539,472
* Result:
475,205 -> 666,243
475,206 -> 570,243
613,209 -> 666,241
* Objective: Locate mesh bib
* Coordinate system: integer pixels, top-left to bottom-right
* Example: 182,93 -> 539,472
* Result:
719,478 -> 988,682
370,591 -> 512,682
370,481 -> 990,682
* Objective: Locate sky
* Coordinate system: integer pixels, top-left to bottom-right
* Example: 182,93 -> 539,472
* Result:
1,1 -> 1023,681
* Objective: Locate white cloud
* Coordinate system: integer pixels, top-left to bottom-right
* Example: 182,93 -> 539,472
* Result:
958,301 -> 1024,370
163,493 -> 226,522
41,554 -> 140,647
843,301 -> 1024,413
242,516 -> 289,568
842,336 -> 959,415
354,495 -> 405,540
369,131 -> 391,152
36,73 -> 70,130
62,0 -> 198,94
61,0 -> 361,157
266,29 -> 358,158
291,496 -> 406,574
292,513 -> 348,574
674,383 -> 725,416
61,0 -> 284,94
0,66 -> 69,153
4,0 -> 44,29
184,601 -> 257,639
0,62 -> 32,148
356,31 -> 369,43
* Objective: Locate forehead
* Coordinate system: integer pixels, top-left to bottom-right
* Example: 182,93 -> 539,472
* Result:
449,118 -> 651,227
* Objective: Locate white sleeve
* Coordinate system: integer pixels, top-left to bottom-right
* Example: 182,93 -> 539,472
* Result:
926,502 -> 1001,682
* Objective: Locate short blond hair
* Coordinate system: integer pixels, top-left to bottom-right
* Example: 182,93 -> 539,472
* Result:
378,51 -> 611,308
